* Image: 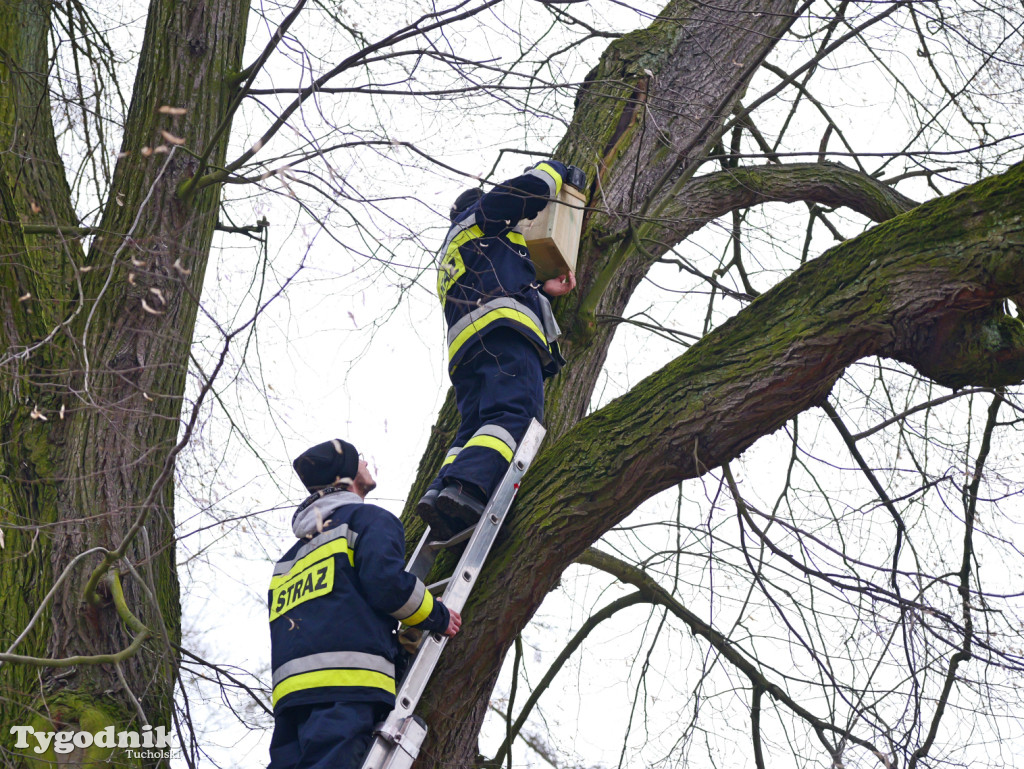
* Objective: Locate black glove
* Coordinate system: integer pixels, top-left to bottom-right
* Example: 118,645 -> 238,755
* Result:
564,165 -> 587,191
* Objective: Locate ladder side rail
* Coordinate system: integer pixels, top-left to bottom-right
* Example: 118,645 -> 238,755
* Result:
439,419 -> 545,614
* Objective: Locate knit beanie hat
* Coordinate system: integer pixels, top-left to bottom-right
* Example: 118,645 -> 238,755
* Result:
450,188 -> 484,221
292,439 -> 359,492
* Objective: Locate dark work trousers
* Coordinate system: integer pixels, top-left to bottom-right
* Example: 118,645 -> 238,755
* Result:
268,701 -> 389,769
429,327 -> 545,499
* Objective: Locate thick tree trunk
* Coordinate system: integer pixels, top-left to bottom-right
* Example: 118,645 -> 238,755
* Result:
1,0 -> 90,745
1,0 -> 250,763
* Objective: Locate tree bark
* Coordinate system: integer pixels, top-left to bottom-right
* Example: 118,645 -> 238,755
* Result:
1,0 -> 85,742
1,0 -> 250,762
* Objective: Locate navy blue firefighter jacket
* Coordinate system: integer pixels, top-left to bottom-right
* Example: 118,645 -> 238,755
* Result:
437,160 -> 569,377
268,490 -> 450,712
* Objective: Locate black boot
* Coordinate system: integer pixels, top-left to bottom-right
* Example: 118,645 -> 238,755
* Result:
417,489 -> 459,540
436,482 -> 487,533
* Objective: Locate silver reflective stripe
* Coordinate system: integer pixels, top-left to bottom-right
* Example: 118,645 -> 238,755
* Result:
391,579 -> 427,621
446,297 -> 546,350
526,168 -> 557,197
273,523 -> 358,576
537,293 -> 562,343
446,447 -> 461,459
440,212 -> 479,255
471,424 -> 518,452
272,651 -> 395,687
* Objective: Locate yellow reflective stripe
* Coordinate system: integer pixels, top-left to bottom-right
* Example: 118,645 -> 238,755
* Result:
269,538 -> 353,590
507,232 -> 526,246
442,454 -> 457,466
464,435 -> 514,462
535,163 -> 563,196
437,225 -> 483,302
403,591 -> 435,627
272,669 -> 395,706
448,308 -> 546,362
451,225 -> 484,248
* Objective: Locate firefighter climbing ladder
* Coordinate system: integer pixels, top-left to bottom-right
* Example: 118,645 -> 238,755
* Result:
360,419 -> 546,769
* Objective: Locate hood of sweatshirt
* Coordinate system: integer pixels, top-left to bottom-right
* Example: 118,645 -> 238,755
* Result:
291,490 -> 363,539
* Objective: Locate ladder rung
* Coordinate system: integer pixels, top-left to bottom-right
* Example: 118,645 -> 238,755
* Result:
425,522 -> 477,550
426,576 -> 452,592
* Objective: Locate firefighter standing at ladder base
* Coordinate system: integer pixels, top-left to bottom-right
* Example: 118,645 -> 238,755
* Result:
417,160 -> 582,538
268,439 -> 461,769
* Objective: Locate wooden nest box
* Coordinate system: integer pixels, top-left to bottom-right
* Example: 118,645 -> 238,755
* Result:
522,185 -> 587,281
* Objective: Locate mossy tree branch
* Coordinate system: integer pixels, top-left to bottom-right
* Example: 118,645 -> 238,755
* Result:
657,161 -> 918,243
0,572 -> 151,668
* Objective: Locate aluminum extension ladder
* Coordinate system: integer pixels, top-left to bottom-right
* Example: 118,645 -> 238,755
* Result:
360,419 -> 546,769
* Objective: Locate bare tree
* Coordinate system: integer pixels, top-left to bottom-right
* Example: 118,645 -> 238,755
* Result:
1,1 -> 1022,768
